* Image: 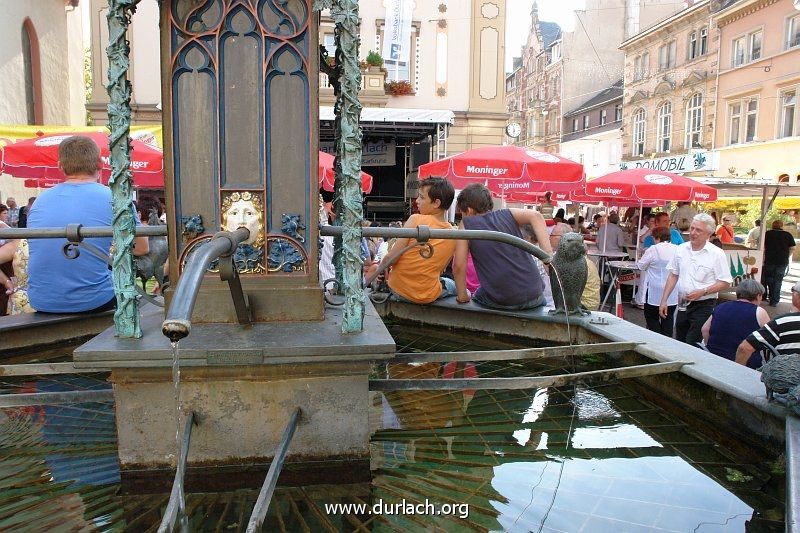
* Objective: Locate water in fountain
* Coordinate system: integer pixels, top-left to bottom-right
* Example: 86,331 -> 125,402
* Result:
0,325 -> 786,530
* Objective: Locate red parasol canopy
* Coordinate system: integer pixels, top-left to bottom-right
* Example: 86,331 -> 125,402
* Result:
318,151 -> 373,193
505,189 -> 663,207
23,178 -> 62,189
417,145 -> 584,196
585,168 -> 717,203
0,132 -> 164,188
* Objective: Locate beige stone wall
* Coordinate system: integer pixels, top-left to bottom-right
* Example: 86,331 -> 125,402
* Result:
0,1 -> 84,202
620,3 -> 717,160
89,0 -> 161,124
468,0 -> 508,115
355,0 -> 473,110
716,137 -> 800,182
561,0 -> 626,114
447,111 -> 506,155
0,1 -> 85,125
714,0 -> 800,148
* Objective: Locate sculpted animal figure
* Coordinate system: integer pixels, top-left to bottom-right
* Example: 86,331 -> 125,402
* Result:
549,232 -> 589,316
135,209 -> 169,292
760,354 -> 800,415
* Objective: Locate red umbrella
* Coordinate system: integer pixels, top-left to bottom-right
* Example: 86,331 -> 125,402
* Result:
23,178 -> 61,189
318,151 -> 373,193
0,132 -> 163,188
418,145 -> 584,196
505,189 -> 662,207
585,168 -> 717,203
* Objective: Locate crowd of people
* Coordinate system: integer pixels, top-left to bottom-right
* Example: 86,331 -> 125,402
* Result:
2,136 -> 798,376
323,177 -> 602,316
322,182 -> 798,375
619,206 -> 796,372
0,135 -> 150,317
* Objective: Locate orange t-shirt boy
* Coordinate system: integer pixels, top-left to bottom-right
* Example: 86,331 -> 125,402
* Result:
381,177 -> 456,304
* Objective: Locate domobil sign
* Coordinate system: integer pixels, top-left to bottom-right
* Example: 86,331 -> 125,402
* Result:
619,150 -> 719,174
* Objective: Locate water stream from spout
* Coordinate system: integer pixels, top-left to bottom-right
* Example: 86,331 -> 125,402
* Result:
170,340 -> 186,525
547,265 -> 575,370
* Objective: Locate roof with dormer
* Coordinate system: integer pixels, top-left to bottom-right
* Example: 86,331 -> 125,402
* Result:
564,80 -> 623,116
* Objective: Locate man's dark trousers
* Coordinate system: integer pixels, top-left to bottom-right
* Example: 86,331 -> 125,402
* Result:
675,299 -> 715,347
762,263 -> 787,305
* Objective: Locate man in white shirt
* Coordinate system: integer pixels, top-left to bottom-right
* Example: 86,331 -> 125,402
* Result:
659,213 -> 733,346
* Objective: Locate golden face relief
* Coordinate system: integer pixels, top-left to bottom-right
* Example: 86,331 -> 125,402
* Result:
221,192 -> 264,247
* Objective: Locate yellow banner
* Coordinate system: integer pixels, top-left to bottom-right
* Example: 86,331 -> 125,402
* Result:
703,197 -> 800,211
0,124 -> 163,149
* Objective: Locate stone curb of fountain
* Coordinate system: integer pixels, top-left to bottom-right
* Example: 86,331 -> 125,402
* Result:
582,312 -> 789,420
382,297 -> 790,422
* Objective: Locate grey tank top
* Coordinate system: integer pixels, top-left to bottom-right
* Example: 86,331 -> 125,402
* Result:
463,209 -> 544,305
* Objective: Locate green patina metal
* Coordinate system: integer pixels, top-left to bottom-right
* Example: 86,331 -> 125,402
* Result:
326,0 -> 365,333
319,43 -> 345,289
106,0 -> 141,338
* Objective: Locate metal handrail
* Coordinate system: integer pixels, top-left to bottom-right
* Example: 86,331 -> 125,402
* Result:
158,411 -> 196,533
162,228 -> 251,342
0,389 -> 114,408
370,361 -> 691,391
246,407 -> 302,533
320,224 -> 552,263
0,225 -> 167,239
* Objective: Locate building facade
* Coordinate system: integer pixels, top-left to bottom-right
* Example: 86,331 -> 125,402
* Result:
88,0 -> 509,156
713,0 -> 800,183
560,81 -> 624,178
87,0 -> 509,221
0,0 -> 86,201
506,0 -> 681,154
619,0 -> 719,174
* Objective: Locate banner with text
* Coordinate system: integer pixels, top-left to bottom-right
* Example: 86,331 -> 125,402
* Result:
320,140 -> 396,167
382,0 -> 412,66
619,150 -> 719,174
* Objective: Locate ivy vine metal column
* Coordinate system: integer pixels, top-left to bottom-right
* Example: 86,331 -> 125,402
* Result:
106,0 -> 141,338
316,0 -> 365,333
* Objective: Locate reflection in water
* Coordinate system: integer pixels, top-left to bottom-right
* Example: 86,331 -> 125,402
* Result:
0,326 -> 787,531
513,388 -> 549,447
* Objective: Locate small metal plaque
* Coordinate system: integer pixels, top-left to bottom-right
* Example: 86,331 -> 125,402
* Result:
207,350 -> 262,365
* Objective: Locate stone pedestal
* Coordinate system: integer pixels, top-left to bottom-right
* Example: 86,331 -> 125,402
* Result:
74,303 -> 395,474
111,363 -> 370,469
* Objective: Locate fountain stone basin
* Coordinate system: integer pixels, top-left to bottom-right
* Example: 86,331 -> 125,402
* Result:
377,298 -> 789,446
73,301 -> 395,476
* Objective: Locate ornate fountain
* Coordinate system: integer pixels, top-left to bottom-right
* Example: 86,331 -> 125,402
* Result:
74,0 -> 394,482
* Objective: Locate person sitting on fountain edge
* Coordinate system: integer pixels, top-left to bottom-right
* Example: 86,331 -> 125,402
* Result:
27,135 -> 149,313
452,183 -> 553,310
372,177 -> 457,304
735,280 -> 800,368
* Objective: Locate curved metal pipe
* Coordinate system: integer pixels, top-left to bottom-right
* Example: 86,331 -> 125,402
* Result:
320,225 -> 553,263
0,225 -> 167,240
162,228 -> 250,342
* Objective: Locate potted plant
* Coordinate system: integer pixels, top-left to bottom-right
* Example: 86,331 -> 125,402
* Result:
385,79 -> 413,96
366,50 -> 383,72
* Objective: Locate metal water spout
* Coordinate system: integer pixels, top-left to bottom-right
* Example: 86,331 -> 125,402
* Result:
162,227 -> 252,342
